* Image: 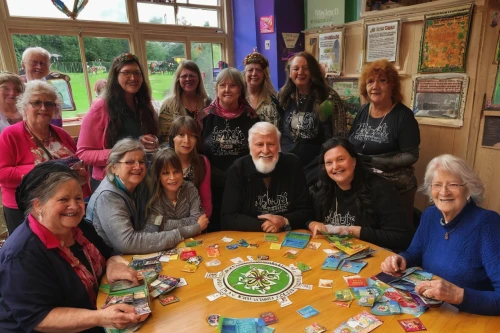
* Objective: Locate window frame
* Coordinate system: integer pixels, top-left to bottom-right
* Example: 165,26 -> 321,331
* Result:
0,0 -> 234,114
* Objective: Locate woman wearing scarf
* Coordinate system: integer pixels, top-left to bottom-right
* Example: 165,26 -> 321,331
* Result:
197,68 -> 259,231
0,161 -> 142,332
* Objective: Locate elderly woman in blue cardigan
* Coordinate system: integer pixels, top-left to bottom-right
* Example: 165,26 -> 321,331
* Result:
381,154 -> 500,316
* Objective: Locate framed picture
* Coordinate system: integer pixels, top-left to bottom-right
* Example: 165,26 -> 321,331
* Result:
494,31 -> 500,65
46,72 -> 76,111
482,115 -> 500,149
327,77 -> 361,130
364,20 -> 401,63
411,73 -> 469,128
319,29 -> 344,76
260,16 -> 274,34
418,5 -> 473,73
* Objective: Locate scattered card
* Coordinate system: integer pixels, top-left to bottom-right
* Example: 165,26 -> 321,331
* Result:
159,255 -> 170,262
159,294 -> 179,306
247,256 -> 255,261
207,247 -> 220,257
206,259 -> 221,266
333,300 -> 353,308
180,250 -> 197,261
206,292 -> 223,302
304,322 -> 326,333
298,283 -> 313,290
283,249 -> 299,259
335,289 -> 354,301
265,234 -> 279,242
248,243 -> 259,248
398,318 -> 427,332
226,244 -> 239,250
323,249 -> 336,255
237,239 -> 249,247
307,242 -> 322,250
344,275 -> 368,287
318,279 -> 333,289
297,262 -> 312,272
205,272 -> 222,279
222,236 -> 233,242
277,296 -> 292,307
181,263 -> 198,273
297,305 -> 319,318
230,257 -> 245,264
176,278 -> 187,287
169,254 -> 179,261
270,243 -> 282,250
257,255 -> 270,260
260,311 -> 278,325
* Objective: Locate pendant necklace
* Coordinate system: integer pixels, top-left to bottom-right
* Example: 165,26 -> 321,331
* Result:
441,218 -> 463,240
363,104 -> 392,150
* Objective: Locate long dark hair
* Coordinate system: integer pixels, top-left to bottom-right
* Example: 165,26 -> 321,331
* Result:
104,53 -> 158,148
168,116 -> 206,188
314,138 -> 374,220
278,51 -> 330,111
148,148 -> 183,210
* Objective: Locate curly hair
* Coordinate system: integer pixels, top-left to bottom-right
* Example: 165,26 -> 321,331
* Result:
278,51 -> 330,111
103,53 -> 158,148
313,138 -> 375,221
359,59 -> 402,103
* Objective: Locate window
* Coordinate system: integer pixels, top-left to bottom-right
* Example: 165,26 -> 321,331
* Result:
145,41 -> 186,101
137,0 -> 220,27
191,42 -> 222,98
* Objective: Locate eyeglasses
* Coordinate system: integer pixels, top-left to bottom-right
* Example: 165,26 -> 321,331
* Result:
119,71 -> 143,79
430,183 -> 466,192
28,60 -> 48,68
117,160 -> 146,167
180,74 -> 198,80
29,100 -> 57,110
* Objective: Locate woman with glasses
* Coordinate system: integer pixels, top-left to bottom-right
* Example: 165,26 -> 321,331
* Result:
158,60 -> 211,144
243,51 -> 280,127
381,155 -> 500,315
308,138 -> 414,251
77,53 -> 159,191
0,80 -> 90,234
349,60 -> 420,227
86,138 -> 189,254
0,72 -> 24,133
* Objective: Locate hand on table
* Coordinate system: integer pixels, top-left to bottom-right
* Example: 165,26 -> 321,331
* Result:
415,279 -> 464,305
380,254 -> 407,275
308,222 -> 327,238
98,304 -> 142,329
106,258 -> 141,285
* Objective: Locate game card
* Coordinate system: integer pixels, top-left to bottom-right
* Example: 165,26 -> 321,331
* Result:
230,257 -> 245,264
298,283 -> 313,290
277,296 -> 292,307
205,272 -> 221,279
318,279 -> 333,288
297,262 -> 312,272
222,236 -> 233,242
334,289 -> 354,301
333,300 -> 353,307
260,311 -> 278,325
297,305 -> 319,318
207,247 -> 220,257
226,244 -> 239,250
398,318 -> 427,332
283,249 -> 298,259
169,254 -> 179,261
257,255 -> 269,260
304,322 -> 326,333
265,234 -> 279,242
270,243 -> 282,250
159,294 -> 179,306
206,259 -> 221,266
180,250 -> 197,261
206,292 -> 223,302
247,256 -> 255,261
307,242 -> 322,250
181,263 -> 198,272
176,278 -> 187,287
237,239 -> 249,247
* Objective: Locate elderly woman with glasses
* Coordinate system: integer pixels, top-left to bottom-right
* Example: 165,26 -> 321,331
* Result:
77,53 -> 159,191
381,154 -> 500,315
0,72 -> 24,133
86,138 -> 193,254
0,80 -> 90,235
158,60 -> 211,144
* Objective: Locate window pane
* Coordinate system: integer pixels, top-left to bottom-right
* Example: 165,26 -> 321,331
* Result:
83,37 -> 130,101
191,42 -> 221,99
7,0 -> 128,23
12,34 -> 89,117
178,7 -> 218,27
146,41 -> 186,102
137,3 -> 176,24
188,0 -> 219,6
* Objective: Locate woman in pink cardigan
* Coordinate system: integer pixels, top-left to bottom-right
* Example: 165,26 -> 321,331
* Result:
167,116 -> 212,218
0,81 -> 90,234
77,53 -> 159,190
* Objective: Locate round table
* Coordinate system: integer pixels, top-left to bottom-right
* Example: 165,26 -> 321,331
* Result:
97,230 -> 500,332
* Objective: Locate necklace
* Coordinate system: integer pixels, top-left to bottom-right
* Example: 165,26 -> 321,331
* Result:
25,121 -> 51,144
440,218 -> 463,240
362,104 -> 392,149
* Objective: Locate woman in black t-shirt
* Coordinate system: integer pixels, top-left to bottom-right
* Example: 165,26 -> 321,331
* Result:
197,68 -> 259,231
348,59 -> 420,227
308,138 -> 414,251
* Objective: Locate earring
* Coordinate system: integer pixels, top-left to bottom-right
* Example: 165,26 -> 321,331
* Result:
38,210 -> 43,222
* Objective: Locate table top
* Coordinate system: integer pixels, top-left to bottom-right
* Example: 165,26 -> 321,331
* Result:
97,230 -> 500,332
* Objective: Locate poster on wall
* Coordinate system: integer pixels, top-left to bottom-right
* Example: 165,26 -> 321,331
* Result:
364,20 -> 400,63
319,30 -> 343,76
487,64 -> 500,110
327,77 -> 361,130
418,5 -> 473,73
260,16 -> 274,33
306,0 -> 345,29
482,116 -> 500,149
410,73 -> 469,128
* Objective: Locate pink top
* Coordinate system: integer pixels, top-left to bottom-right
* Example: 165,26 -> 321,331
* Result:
76,98 -> 111,181
200,155 -> 212,219
0,121 -> 90,209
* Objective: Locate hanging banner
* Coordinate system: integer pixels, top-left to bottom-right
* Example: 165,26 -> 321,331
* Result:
319,30 -> 343,76
282,33 -> 300,49
306,0 -> 345,29
365,20 -> 400,63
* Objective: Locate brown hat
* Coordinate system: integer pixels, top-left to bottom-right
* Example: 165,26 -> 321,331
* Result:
243,51 -> 269,69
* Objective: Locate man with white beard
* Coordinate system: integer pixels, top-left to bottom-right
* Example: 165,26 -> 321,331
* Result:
221,122 -> 313,232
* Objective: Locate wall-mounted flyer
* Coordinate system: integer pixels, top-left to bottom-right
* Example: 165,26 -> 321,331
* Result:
365,20 -> 401,63
319,29 -> 344,76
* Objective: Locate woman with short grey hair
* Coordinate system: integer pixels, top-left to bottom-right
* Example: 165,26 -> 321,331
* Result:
196,68 -> 259,231
381,154 -> 500,315
86,138 -> 189,254
0,72 -> 24,133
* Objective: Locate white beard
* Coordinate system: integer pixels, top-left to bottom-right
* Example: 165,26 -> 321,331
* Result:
253,156 -> 279,174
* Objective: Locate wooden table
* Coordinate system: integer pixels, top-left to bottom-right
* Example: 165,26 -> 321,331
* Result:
97,230 -> 500,332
